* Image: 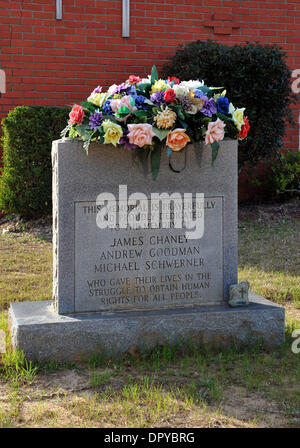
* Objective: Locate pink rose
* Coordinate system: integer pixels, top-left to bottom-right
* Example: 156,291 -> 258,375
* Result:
205,118 -> 226,144
68,104 -> 84,125
127,123 -> 156,148
110,95 -> 137,121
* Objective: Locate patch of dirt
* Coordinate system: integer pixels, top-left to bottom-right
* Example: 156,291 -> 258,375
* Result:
158,412 -> 253,428
0,215 -> 52,241
285,304 -> 300,322
238,198 -> 300,222
219,386 -> 294,427
35,369 -> 90,393
0,382 -> 10,402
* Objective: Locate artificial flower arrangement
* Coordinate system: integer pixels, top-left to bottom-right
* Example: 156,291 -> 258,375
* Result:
61,66 -> 250,180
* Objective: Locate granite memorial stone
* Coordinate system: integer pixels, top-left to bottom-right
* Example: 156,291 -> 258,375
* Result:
9,138 -> 285,360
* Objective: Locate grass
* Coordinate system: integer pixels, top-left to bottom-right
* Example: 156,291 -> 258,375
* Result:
239,216 -> 300,307
0,232 -> 52,309
0,203 -> 299,427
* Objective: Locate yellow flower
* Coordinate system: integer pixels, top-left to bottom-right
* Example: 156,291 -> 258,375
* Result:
229,103 -> 245,131
214,89 -> 226,102
150,79 -> 170,94
190,92 -> 205,110
88,92 -> 109,107
102,120 -> 123,146
154,107 -> 177,129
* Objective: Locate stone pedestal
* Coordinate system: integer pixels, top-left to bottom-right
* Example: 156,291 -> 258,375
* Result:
10,293 -> 285,361
9,138 -> 285,360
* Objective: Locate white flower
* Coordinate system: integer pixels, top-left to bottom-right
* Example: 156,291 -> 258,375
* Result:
187,104 -> 199,115
139,75 -> 151,84
179,79 -> 204,89
173,84 -> 189,98
107,84 -> 118,95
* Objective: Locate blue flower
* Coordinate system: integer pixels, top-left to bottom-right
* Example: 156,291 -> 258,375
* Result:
102,100 -> 113,116
194,89 -> 205,99
127,85 -> 137,97
135,95 -> 147,109
217,96 -> 229,115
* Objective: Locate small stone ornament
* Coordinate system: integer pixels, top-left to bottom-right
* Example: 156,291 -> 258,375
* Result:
229,281 -> 250,307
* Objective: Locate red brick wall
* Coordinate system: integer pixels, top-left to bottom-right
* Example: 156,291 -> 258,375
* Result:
0,0 -> 299,152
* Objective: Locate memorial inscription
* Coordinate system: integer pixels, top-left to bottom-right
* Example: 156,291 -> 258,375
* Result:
74,196 -> 223,312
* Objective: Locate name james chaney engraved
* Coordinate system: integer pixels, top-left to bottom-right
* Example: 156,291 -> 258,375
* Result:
74,196 -> 223,313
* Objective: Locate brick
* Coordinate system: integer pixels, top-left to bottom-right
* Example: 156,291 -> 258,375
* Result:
0,0 -> 298,155
213,27 -> 233,34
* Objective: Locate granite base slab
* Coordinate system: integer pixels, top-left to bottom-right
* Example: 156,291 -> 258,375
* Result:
9,292 -> 285,361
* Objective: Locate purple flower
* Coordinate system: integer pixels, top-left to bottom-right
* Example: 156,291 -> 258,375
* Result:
200,97 -> 217,117
180,94 -> 193,112
119,130 -> 138,150
89,111 -> 103,130
90,85 -> 102,95
110,82 -> 131,96
150,91 -> 166,106
217,96 -> 229,114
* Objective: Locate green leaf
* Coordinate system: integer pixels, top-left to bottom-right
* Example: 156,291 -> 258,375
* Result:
151,145 -> 161,181
201,126 -> 207,136
134,109 -> 148,118
211,141 -> 220,166
152,127 -> 169,142
201,117 -> 212,126
76,124 -> 91,140
198,86 -> 211,95
83,140 -> 91,154
178,110 -> 185,121
60,123 -> 72,138
130,96 -> 135,107
136,83 -> 151,95
69,127 -> 79,138
133,116 -> 147,124
115,106 -> 131,117
81,101 -> 97,113
178,119 -> 188,129
151,65 -> 158,85
144,99 -> 155,106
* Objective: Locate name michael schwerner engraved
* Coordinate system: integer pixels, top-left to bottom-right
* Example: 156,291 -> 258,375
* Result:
94,234 -> 205,273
